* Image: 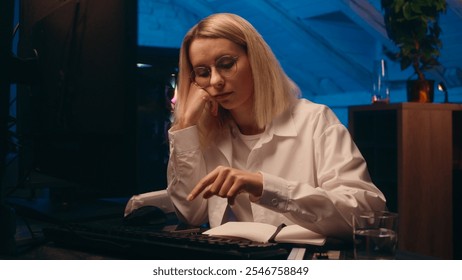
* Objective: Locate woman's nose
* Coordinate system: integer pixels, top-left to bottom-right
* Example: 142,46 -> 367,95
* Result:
209,67 -> 225,88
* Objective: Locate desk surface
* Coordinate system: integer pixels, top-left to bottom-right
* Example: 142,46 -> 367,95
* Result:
0,203 -> 437,261
3,241 -> 434,260
1,218 -> 435,260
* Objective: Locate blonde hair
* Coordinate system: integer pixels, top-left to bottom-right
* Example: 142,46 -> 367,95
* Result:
174,13 -> 300,146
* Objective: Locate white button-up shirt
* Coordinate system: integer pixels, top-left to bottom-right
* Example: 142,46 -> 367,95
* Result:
167,99 -> 386,238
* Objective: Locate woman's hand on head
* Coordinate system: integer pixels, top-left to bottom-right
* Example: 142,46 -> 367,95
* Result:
187,166 -> 263,205
176,83 -> 218,129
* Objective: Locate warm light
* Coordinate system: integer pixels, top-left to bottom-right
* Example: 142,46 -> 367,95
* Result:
419,90 -> 428,102
438,82 -> 449,103
372,95 -> 389,104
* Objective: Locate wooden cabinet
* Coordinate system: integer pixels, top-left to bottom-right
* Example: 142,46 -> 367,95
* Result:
348,103 -> 462,260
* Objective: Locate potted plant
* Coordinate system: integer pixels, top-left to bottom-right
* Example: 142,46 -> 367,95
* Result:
381,0 -> 447,102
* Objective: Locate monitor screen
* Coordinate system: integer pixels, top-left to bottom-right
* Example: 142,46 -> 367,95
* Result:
17,0 -> 139,200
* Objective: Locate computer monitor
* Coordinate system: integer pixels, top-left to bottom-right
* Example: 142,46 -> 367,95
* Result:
16,0 -> 139,200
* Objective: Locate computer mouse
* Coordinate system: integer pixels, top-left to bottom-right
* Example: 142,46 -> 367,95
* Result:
123,205 -> 167,227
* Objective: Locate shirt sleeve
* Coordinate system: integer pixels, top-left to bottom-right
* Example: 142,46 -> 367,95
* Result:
166,126 -> 209,226
256,123 -> 386,238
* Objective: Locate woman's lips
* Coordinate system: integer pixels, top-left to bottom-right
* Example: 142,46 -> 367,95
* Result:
213,91 -> 233,100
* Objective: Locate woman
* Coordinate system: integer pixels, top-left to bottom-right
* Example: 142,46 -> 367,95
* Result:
167,13 -> 385,238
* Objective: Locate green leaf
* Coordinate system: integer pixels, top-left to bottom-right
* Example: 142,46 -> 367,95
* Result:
381,0 -> 446,78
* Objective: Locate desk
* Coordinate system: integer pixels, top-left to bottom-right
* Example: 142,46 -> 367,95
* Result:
4,241 -> 434,260
1,217 -> 434,260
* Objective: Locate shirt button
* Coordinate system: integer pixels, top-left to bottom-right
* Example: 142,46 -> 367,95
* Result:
271,198 -> 278,206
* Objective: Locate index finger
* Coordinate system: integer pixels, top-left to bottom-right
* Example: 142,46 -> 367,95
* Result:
186,172 -> 217,201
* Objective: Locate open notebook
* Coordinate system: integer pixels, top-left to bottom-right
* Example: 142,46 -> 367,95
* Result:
203,222 -> 326,246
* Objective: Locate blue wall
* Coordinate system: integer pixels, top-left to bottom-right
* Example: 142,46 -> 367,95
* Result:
137,0 -> 462,127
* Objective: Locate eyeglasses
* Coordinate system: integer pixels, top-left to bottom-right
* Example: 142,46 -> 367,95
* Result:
190,55 -> 239,88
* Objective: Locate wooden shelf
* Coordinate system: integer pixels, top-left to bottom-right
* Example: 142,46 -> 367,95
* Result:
348,103 -> 462,259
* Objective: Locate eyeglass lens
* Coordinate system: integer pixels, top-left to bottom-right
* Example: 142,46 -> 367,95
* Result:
191,55 -> 238,87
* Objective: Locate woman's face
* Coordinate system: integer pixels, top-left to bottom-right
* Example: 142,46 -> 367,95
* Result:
188,38 -> 254,114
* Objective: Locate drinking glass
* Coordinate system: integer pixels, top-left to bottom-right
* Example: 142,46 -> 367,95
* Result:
353,211 -> 398,260
371,59 -> 390,104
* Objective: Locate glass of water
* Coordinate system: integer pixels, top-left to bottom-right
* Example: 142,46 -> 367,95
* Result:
353,211 -> 398,260
371,59 -> 390,104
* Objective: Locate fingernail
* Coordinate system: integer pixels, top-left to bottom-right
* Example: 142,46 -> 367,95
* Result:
187,194 -> 193,201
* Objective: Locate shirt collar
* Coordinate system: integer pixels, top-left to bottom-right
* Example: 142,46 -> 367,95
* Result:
268,103 -> 298,138
215,102 -> 298,160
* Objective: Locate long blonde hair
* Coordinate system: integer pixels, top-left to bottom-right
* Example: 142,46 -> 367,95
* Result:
174,13 -> 300,146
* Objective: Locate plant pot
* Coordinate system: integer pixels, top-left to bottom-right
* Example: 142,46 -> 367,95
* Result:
406,80 -> 434,103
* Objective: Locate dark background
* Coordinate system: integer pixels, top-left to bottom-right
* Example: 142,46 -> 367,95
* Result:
1,0 -> 179,207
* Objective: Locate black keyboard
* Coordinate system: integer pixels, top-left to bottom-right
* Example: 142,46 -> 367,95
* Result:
42,220 -> 290,260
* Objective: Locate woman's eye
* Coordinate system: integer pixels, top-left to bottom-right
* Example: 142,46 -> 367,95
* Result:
217,60 -> 235,70
195,68 -> 210,77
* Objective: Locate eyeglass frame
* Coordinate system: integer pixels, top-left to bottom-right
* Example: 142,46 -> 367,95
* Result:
190,55 -> 239,88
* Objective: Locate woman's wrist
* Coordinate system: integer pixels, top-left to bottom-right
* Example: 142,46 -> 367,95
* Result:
248,172 -> 263,202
